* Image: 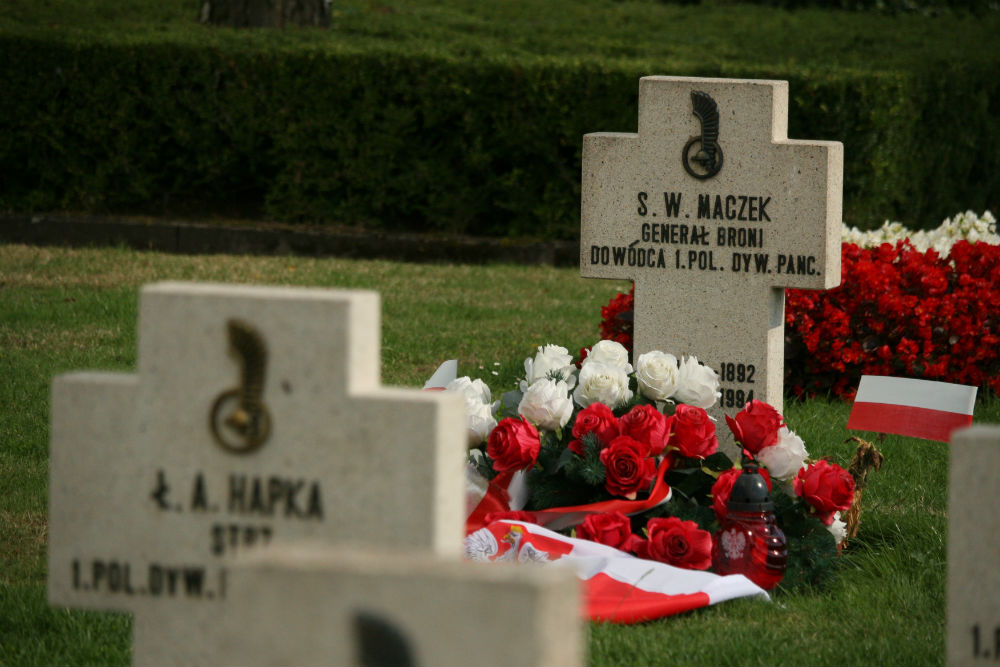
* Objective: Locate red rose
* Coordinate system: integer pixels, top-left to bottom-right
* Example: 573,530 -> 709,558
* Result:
711,466 -> 772,522
569,402 -> 621,455
599,435 -> 656,499
669,404 -> 718,459
794,460 -> 855,525
633,517 -> 712,570
725,399 -> 784,454
620,404 -> 672,456
486,417 -> 541,473
576,511 -> 637,551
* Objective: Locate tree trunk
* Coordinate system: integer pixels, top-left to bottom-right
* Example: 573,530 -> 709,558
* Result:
200,0 -> 330,28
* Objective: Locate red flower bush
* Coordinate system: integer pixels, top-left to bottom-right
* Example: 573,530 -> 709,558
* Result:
786,240 -> 1000,398
599,240 -> 1000,398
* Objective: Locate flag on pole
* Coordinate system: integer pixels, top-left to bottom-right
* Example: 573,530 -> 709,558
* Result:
846,375 -> 977,442
464,520 -> 768,623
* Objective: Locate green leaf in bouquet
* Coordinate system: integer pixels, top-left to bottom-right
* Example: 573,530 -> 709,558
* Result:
525,466 -> 601,510
666,466 -> 717,502
498,389 -> 524,419
702,451 -> 737,473
641,496 -> 717,532
471,451 -> 498,481
562,432 -> 606,487
778,518 -> 839,593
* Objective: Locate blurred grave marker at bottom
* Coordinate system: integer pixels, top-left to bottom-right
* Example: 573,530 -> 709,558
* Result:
947,425 -> 1000,666
176,546 -> 583,667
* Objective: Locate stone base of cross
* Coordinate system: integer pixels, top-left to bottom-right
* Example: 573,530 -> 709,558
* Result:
580,77 -> 843,459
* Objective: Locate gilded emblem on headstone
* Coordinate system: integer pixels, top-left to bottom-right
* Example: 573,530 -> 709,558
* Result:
682,90 -> 723,179
210,318 -> 271,454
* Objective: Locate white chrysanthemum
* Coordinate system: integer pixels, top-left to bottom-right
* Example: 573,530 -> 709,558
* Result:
584,339 -> 633,374
518,378 -> 574,431
573,361 -> 633,409
672,356 -> 721,409
756,426 -> 809,481
635,350 -> 680,402
521,344 -> 576,391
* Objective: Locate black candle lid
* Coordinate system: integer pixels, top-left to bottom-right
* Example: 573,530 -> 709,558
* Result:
726,461 -> 774,513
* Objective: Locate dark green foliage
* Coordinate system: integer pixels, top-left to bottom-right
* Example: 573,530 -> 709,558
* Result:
1,5 -> 998,237
773,492 -> 841,591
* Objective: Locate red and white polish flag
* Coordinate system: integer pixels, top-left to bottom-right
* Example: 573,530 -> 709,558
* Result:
464,520 -> 768,623
847,375 -> 977,442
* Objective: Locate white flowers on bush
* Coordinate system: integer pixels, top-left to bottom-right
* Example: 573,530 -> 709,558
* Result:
672,356 -> 721,409
757,426 -> 810,481
521,344 -> 577,391
573,361 -> 633,409
826,511 -> 847,546
635,350 -> 680,402
518,377 -> 574,431
446,376 -> 498,447
584,340 -> 633,375
842,210 -> 997,257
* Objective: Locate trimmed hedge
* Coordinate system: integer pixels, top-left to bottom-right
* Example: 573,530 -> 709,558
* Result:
1,32 -> 998,240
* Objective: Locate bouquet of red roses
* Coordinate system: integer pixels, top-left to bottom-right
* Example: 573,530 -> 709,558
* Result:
446,339 -> 856,591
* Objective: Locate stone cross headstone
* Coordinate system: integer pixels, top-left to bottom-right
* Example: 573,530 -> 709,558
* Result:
164,546 -> 583,666
580,76 -> 842,455
947,425 -> 1000,666
47,282 -> 470,663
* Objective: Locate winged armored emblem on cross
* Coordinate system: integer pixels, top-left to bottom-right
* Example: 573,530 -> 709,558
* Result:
682,90 -> 723,180
209,318 -> 272,454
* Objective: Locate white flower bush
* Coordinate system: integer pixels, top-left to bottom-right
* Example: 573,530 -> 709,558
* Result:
842,210 -> 997,257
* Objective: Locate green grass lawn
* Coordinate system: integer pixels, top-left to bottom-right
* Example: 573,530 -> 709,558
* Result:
2,243 -> 998,665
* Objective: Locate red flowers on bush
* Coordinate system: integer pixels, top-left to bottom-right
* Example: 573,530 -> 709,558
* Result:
568,402 -> 620,455
786,239 -> 1000,398
599,239 -> 1000,398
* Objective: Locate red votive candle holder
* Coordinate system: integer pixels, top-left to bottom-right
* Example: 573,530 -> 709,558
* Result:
712,461 -> 788,591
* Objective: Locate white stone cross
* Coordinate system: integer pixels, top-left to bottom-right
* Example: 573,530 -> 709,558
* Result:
151,546 -> 582,666
581,76 -> 842,455
47,282 -> 468,663
947,425 -> 1000,666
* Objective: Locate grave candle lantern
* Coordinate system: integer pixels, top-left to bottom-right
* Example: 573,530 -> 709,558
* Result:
712,461 -> 787,591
